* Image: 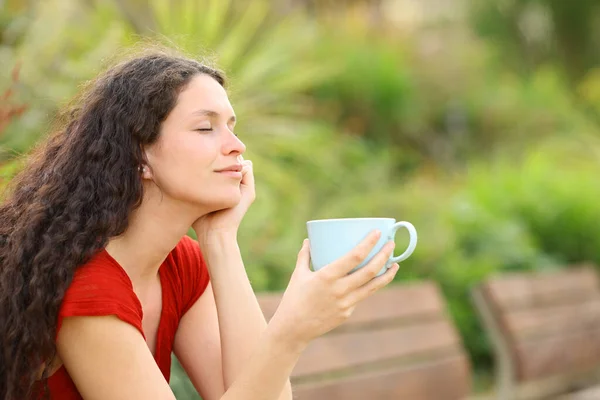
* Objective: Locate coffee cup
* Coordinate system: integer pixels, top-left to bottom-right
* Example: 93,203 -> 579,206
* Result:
306,218 -> 417,277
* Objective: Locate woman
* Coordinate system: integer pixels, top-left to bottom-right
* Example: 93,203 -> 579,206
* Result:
0,48 -> 399,400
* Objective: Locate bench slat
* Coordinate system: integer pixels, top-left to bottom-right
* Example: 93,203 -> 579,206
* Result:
258,282 -> 471,399
503,298 -> 600,340
484,266 -> 599,310
516,327 -> 600,380
292,320 -> 461,378
293,354 -> 471,400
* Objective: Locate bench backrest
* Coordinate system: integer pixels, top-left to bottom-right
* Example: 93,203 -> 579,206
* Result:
258,281 -> 471,400
473,265 -> 600,398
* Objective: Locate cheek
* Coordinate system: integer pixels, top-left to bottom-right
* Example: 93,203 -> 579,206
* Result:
157,168 -> 242,208
159,134 -> 214,170
150,145 -> 243,206
152,158 -> 212,199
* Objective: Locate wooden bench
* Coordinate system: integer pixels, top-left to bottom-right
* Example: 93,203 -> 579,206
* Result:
258,281 -> 472,399
472,265 -> 600,399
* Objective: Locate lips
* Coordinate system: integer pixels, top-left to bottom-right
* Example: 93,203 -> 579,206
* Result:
215,164 -> 243,173
215,163 -> 243,179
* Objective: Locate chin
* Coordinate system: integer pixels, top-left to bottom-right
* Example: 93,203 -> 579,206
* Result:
208,192 -> 242,211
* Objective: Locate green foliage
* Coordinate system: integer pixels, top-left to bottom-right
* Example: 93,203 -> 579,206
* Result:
465,136 -> 600,265
3,0 -> 600,397
401,135 -> 600,368
145,0 -> 339,137
578,68 -> 600,122
469,0 -> 600,83
310,22 -> 595,174
0,0 -> 133,152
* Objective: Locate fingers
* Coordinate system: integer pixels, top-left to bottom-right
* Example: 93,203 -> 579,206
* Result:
349,263 -> 399,305
241,159 -> 253,180
239,158 -> 256,201
325,230 -> 382,278
289,239 -> 311,281
295,239 -> 311,273
343,240 -> 395,289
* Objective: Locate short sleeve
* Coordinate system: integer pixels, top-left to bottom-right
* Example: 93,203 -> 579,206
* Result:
173,235 -> 211,316
56,253 -> 144,339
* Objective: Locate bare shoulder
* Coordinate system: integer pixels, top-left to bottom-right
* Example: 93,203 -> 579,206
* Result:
57,315 -> 176,400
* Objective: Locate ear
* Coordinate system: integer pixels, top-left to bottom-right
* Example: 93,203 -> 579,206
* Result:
140,164 -> 153,180
140,145 -> 154,180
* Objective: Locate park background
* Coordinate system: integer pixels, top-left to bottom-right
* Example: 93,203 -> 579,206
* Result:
2,0 -> 600,397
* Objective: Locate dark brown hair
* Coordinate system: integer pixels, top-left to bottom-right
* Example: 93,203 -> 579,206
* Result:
0,48 -> 225,399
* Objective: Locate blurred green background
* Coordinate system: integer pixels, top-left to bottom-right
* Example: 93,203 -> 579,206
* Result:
2,0 -> 600,397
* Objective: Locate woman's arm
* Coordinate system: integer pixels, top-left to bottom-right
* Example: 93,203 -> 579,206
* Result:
202,234 -> 291,394
58,313 -> 295,400
173,283 -> 226,399
218,322 -> 304,400
57,315 -> 176,400
202,231 -> 399,400
174,233 -> 292,400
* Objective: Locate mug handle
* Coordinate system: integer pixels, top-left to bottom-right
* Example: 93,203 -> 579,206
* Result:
386,221 -> 417,266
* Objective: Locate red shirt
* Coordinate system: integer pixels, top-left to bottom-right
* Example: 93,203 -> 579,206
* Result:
45,235 -> 210,399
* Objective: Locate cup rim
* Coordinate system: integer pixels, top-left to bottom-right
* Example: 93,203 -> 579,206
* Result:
307,217 -> 395,224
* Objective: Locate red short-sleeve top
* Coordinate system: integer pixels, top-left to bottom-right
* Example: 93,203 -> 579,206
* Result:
45,235 -> 210,399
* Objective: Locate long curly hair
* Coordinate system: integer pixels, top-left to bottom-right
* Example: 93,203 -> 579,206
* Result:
0,48 -> 225,399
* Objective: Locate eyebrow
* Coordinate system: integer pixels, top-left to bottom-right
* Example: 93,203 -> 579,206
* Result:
191,109 -> 236,123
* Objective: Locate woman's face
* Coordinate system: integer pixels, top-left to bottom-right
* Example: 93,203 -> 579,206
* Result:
144,73 -> 246,211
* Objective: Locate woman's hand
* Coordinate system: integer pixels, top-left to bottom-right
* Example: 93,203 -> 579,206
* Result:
268,230 -> 400,348
192,156 -> 255,243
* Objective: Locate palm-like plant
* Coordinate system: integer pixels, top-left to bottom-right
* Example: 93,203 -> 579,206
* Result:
1,1 -> 351,397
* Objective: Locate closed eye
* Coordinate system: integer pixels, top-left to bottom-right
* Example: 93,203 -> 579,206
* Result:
195,128 -> 213,132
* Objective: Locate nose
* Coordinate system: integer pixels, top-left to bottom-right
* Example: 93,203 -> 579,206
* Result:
222,129 -> 246,156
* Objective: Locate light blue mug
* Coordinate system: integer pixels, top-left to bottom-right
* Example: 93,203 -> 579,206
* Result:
306,218 -> 418,277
